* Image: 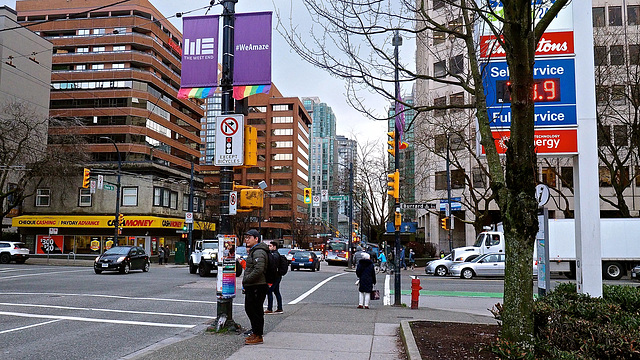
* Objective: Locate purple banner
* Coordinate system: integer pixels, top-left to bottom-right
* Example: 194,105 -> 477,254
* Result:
234,12 -> 272,86
181,15 -> 219,88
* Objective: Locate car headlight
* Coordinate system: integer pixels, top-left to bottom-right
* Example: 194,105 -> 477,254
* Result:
95,256 -> 100,262
117,256 -> 126,263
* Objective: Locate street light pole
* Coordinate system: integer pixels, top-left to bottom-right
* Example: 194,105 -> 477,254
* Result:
392,30 -> 402,306
347,162 -> 354,268
100,136 -> 121,246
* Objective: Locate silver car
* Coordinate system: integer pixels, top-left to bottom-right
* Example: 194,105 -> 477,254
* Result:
450,253 -> 505,279
425,253 -> 479,276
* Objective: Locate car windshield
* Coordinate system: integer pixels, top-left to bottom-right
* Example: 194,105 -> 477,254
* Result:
442,254 -> 452,261
277,248 -> 290,256
202,242 -> 218,250
295,251 -> 311,258
473,234 -> 485,247
104,247 -> 131,255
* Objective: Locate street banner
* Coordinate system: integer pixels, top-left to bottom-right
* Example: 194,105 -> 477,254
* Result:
178,15 -> 219,98
233,12 -> 272,99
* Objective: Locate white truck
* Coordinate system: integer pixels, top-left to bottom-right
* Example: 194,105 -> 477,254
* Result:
451,218 -> 640,280
188,239 -> 219,277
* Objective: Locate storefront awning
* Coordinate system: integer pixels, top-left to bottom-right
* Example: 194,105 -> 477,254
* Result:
12,215 -> 214,231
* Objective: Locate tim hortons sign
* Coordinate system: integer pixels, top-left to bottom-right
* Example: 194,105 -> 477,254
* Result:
480,31 -> 574,59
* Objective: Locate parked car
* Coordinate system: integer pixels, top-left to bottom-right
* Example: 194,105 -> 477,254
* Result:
0,241 -> 29,264
94,246 -> 150,274
632,265 -> 640,281
425,253 -> 479,276
450,253 -> 505,279
290,251 -> 321,271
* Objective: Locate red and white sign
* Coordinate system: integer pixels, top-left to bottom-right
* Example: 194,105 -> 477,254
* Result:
480,31 -> 574,59
483,128 -> 577,155
37,235 -> 64,254
229,191 -> 237,215
214,115 -> 244,166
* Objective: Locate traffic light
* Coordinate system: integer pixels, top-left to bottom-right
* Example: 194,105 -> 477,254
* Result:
387,171 -> 400,199
118,213 -> 124,227
441,217 -> 449,230
353,223 -> 358,233
243,125 -> 257,167
304,188 -> 312,204
182,224 -> 188,231
82,168 -> 90,188
387,131 -> 396,157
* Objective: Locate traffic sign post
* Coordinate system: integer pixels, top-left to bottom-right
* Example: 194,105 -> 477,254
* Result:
185,212 -> 193,224
229,191 -> 237,215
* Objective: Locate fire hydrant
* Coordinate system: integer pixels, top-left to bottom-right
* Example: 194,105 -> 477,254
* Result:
411,276 -> 422,309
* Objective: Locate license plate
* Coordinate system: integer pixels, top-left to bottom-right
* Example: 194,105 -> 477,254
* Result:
101,263 -> 108,268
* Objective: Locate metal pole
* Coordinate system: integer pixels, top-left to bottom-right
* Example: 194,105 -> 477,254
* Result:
101,136 -> 121,246
392,30 -> 402,306
348,162 -> 354,268
188,159 -> 194,258
446,134 -> 452,253
216,0 -> 238,331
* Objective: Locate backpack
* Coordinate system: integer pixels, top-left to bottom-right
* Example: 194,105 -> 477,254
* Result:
276,253 -> 288,277
262,249 -> 280,284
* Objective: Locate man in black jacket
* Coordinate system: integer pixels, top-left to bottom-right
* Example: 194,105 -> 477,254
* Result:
242,229 -> 269,345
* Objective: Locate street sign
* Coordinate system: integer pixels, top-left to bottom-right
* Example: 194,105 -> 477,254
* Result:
103,184 -> 115,191
214,115 -> 244,166
49,227 -> 58,235
89,180 -> 96,194
536,184 -> 550,207
321,189 -> 328,202
97,175 -> 104,190
312,194 -> 320,207
439,198 -> 461,211
329,195 -> 349,201
400,203 -> 434,209
185,212 -> 193,224
229,191 -> 237,215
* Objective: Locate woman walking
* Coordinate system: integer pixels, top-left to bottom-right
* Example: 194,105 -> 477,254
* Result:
355,253 -> 376,309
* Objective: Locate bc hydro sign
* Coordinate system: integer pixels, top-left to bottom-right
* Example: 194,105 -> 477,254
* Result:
483,58 -> 576,128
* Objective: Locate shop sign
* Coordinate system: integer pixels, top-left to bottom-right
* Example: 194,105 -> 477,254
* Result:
482,128 -> 578,155
480,31 -> 574,59
37,235 -> 63,254
90,239 -> 100,251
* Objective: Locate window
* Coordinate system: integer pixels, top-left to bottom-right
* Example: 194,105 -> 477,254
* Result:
77,47 -> 89,53
272,153 -> 293,160
434,60 -> 446,77
162,189 -> 170,207
272,141 -> 293,148
434,96 -> 446,116
448,17 -> 463,32
92,28 -> 106,35
451,169 -> 465,189
183,194 -> 189,211
629,5 -> 640,26
113,27 -> 127,34
540,167 -> 556,187
433,30 -> 445,45
75,64 -> 86,70
272,116 -> 293,123
113,45 -> 125,51
599,166 -> 612,187
630,45 -> 640,65
472,167 -> 485,188
594,46 -> 607,66
272,128 -> 293,136
450,54 -> 464,75
154,187 -> 173,208
593,7 -> 605,27
613,124 -> 628,146
78,29 -> 90,35
79,188 -> 92,207
171,192 -> 178,209
112,63 -> 125,69
596,85 -> 609,105
609,6 -> 622,26
598,124 -> 611,146
92,46 -> 105,52
271,165 -> 292,173
36,189 -> 50,207
610,45 -> 624,65
91,64 -> 104,70
560,167 -> 573,188
122,187 -> 138,206
272,104 -> 291,111
433,0 -> 445,10
611,85 -> 626,104
450,92 -> 464,107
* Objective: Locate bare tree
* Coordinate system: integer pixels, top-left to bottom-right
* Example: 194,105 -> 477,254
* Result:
1,101 -> 88,228
277,0 -> 569,344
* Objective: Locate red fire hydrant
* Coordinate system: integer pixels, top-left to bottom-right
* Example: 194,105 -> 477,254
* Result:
411,276 -> 422,309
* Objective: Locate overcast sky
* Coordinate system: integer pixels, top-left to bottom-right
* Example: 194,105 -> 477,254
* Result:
5,0 -> 415,145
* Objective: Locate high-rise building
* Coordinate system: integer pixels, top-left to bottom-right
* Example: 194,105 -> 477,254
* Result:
201,85 -> 312,246
12,0 -> 208,257
335,134 -> 357,235
303,97 -> 338,231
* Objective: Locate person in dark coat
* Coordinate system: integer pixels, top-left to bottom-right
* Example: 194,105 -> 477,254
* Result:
355,252 -> 376,309
158,246 -> 164,265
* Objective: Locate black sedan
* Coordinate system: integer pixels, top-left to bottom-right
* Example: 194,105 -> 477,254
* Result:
94,246 -> 150,274
290,251 -> 320,272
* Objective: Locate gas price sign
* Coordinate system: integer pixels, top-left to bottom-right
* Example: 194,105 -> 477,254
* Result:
496,78 -> 561,103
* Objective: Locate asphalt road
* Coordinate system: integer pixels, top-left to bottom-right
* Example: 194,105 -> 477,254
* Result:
1,261 -> 637,360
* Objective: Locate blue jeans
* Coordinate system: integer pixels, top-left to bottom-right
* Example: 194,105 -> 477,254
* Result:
267,276 -> 282,311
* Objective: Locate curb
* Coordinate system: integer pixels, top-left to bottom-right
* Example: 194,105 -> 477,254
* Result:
400,320 -> 421,360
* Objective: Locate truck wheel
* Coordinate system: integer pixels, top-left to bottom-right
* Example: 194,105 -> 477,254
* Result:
189,260 -> 198,274
199,262 -> 210,277
435,265 -> 448,277
603,262 -> 624,280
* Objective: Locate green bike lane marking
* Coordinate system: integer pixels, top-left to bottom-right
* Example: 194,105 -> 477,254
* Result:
390,289 -> 504,298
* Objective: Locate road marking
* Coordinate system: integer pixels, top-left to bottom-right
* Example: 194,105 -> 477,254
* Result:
384,275 -> 391,305
0,269 -> 87,280
0,311 -> 196,328
288,273 -> 347,305
1,292 -> 218,305
0,302 -> 215,319
0,319 -> 61,334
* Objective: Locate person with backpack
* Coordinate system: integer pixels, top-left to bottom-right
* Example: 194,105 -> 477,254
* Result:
265,241 -> 285,315
242,229 -> 269,345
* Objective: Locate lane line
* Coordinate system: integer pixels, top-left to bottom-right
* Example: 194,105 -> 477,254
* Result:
0,319 -> 61,335
0,311 -> 196,328
1,292 -> 218,305
0,302 -> 215,319
288,273 -> 347,305
0,269 -> 87,280
384,274 -> 391,305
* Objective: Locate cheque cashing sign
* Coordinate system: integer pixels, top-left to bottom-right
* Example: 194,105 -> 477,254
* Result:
12,215 -> 214,230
